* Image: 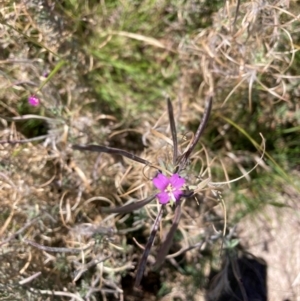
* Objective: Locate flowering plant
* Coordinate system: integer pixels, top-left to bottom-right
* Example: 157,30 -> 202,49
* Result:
153,173 -> 185,204
73,96 -> 212,287
28,95 -> 40,106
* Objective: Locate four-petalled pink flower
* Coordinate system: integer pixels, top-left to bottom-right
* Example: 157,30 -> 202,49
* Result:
152,173 -> 185,204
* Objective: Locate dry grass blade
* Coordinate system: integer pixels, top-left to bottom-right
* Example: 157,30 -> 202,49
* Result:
134,206 -> 164,288
110,31 -> 169,49
101,194 -> 156,214
154,200 -> 182,269
0,135 -> 49,144
167,97 -> 178,165
178,96 -> 212,168
73,255 -> 111,282
72,144 -> 151,165
24,239 -> 92,253
0,114 -> 60,123
19,272 -> 42,285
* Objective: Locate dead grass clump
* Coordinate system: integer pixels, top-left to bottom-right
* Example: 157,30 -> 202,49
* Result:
176,0 -> 300,211
179,0 -> 299,109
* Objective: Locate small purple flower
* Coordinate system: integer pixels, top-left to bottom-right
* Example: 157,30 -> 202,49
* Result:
28,95 -> 40,106
152,173 -> 185,204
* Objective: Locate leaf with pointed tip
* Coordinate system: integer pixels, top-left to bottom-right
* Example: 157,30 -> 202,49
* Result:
134,206 -> 163,288
178,96 -> 212,169
154,200 -> 182,269
72,144 -> 150,165
101,194 -> 156,214
167,98 -> 178,165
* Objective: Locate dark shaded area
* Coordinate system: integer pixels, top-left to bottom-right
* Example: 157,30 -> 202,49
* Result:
206,253 -> 267,301
121,271 -> 161,301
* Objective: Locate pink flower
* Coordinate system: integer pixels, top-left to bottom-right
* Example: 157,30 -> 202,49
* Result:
28,95 -> 40,106
152,173 -> 185,204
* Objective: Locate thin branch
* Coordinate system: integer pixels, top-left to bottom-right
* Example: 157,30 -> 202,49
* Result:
178,96 -> 212,169
167,98 -> 178,165
72,144 -> 151,166
134,206 -> 164,287
233,0 -> 241,27
154,200 -> 182,269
